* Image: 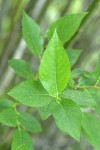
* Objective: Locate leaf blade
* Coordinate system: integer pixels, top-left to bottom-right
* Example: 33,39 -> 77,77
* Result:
39,30 -> 70,97
18,112 -> 42,133
88,88 -> 100,115
8,80 -> 52,107
46,13 -> 87,43
49,99 -> 82,141
61,89 -> 96,106
22,12 -> 43,56
82,112 -> 100,149
39,104 -> 51,120
67,49 -> 82,66
9,59 -> 34,79
0,109 -> 18,127
0,99 -> 13,109
11,129 -> 33,150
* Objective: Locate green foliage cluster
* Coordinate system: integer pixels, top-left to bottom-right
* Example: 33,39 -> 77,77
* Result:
0,11 -> 100,149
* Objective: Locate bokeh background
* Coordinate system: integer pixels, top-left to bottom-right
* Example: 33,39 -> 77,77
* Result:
0,0 -> 100,149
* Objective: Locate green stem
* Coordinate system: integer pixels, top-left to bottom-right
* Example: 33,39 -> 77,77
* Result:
13,105 -> 21,129
74,85 -> 100,90
95,76 -> 100,86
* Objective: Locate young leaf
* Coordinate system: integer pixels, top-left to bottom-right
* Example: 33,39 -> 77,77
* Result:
82,112 -> 100,149
39,30 -> 70,97
78,71 -> 96,86
49,99 -> 82,141
18,112 -> 42,133
71,68 -> 84,78
22,12 -> 43,56
9,59 -> 34,79
11,129 -> 33,150
0,99 -> 13,109
8,80 -> 52,107
0,109 -> 18,127
66,49 -> 82,66
61,89 -> 96,106
93,50 -> 100,82
46,13 -> 87,43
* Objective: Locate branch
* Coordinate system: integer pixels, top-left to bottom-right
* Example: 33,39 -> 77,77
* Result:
74,85 -> 100,90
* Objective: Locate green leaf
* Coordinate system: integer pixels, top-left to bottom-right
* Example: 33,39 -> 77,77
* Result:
82,112 -> 100,149
11,129 -> 33,150
39,98 -> 82,140
49,99 -> 82,141
9,59 -> 34,79
8,80 -> 52,107
39,30 -> 70,97
46,13 -> 87,43
67,49 -> 82,66
0,99 -> 13,109
68,78 -> 75,88
61,89 -> 96,106
93,50 -> 100,82
18,112 -> 42,133
22,12 -> 43,56
72,69 -> 96,86
39,105 -> 51,120
71,68 -> 84,78
0,109 -> 18,127
15,145 -> 27,150
88,89 -> 100,115
78,71 -> 96,86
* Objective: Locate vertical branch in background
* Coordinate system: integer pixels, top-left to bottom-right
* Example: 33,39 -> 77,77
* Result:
36,0 -> 51,24
72,0 -> 100,68
0,0 -> 8,35
0,0 -> 28,78
0,0 -> 33,96
60,0 -> 73,16
26,0 -> 37,13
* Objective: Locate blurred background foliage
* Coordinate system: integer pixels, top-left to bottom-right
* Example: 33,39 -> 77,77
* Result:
0,0 -> 100,149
